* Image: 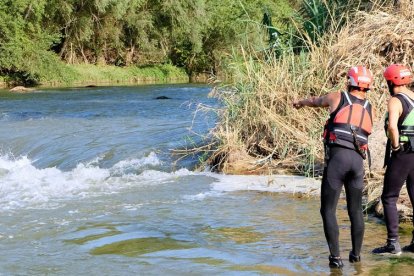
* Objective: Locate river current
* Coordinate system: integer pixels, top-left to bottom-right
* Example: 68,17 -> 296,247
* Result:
0,85 -> 413,275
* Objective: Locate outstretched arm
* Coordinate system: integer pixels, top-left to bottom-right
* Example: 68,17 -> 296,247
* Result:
292,96 -> 328,109
293,92 -> 339,110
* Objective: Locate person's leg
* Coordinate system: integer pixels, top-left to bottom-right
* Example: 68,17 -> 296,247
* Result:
407,170 -> 414,229
344,179 -> 364,257
344,149 -> 364,261
320,169 -> 343,257
373,152 -> 409,255
403,167 -> 414,251
382,152 -> 409,240
320,147 -> 346,259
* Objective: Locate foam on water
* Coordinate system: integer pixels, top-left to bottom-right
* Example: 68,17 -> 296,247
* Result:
182,191 -> 224,201
111,152 -> 161,175
206,173 -> 320,195
0,152 -> 192,210
0,112 -> 9,121
181,173 -> 321,202
0,151 -> 320,210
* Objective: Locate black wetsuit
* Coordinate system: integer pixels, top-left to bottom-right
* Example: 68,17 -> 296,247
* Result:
382,93 -> 414,240
321,146 -> 365,257
320,92 -> 371,257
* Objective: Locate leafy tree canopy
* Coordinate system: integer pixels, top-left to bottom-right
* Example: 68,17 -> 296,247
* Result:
0,0 -> 311,84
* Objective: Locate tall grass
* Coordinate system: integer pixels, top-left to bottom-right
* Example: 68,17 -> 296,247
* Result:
66,64 -> 188,85
208,46 -> 331,174
1,63 -> 189,88
21,63 -> 189,87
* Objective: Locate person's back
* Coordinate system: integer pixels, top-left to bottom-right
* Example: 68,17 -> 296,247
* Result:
373,64 -> 414,255
319,88 -> 372,268
293,66 -> 374,268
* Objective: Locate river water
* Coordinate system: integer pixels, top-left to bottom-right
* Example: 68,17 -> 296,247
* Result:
0,85 -> 413,275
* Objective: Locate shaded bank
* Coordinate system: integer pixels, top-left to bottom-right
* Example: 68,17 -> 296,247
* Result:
0,1 -> 297,91
0,64 -> 190,89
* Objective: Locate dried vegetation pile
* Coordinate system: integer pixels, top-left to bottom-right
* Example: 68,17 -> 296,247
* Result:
206,1 -> 414,214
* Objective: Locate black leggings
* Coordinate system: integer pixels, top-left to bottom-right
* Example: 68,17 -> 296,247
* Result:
320,146 -> 365,257
382,150 -> 414,240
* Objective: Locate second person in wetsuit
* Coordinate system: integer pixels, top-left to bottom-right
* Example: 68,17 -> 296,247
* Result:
373,64 -> 414,255
293,66 -> 374,268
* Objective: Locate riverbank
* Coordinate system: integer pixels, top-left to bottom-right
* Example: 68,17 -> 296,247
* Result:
0,63 -> 190,89
206,118 -> 413,221
203,3 -> 414,221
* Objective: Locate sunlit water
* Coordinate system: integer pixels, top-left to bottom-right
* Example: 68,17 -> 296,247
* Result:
0,85 -> 413,275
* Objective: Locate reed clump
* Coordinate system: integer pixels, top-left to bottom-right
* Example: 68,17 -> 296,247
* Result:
207,2 -> 414,180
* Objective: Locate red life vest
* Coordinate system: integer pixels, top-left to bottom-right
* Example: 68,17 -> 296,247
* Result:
323,91 -> 373,151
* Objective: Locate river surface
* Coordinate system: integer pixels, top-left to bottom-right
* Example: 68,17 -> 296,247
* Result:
0,85 -> 413,275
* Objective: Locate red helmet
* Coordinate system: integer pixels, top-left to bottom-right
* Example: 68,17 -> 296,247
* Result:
347,66 -> 373,90
383,64 -> 413,86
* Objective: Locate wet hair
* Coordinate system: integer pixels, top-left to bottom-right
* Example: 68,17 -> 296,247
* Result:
387,80 -> 395,96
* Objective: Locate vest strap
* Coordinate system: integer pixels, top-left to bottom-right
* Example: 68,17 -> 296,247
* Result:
401,125 -> 414,131
332,122 -> 370,136
333,128 -> 368,141
343,91 -> 353,105
399,93 -> 414,108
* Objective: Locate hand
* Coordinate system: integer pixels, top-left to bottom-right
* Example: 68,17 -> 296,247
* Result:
292,101 -> 303,109
391,143 -> 401,152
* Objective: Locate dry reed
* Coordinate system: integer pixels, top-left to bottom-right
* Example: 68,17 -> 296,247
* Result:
207,2 -> 414,176
203,1 -> 414,212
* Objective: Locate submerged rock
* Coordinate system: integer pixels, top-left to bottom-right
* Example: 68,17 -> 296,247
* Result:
155,96 -> 171,100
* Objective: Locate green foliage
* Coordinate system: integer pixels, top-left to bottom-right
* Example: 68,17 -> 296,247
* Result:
0,0 -> 70,85
293,0 -> 375,48
64,63 -> 188,85
0,0 -> 300,84
300,0 -> 330,44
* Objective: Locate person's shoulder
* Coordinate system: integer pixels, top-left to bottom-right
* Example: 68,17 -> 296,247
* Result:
331,90 -> 342,95
327,90 -> 342,99
406,90 -> 414,100
391,93 -> 405,101
325,90 -> 342,110
388,95 -> 403,108
389,95 -> 400,102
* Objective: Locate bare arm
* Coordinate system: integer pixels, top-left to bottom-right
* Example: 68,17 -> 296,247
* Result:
371,107 -> 376,125
293,92 -> 340,112
387,97 -> 403,149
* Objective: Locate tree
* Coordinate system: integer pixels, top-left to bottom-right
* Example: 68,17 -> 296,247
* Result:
0,0 -> 300,83
0,0 -> 66,84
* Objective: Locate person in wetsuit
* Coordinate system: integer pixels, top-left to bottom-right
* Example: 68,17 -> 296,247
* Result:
293,66 -> 374,268
373,64 -> 414,255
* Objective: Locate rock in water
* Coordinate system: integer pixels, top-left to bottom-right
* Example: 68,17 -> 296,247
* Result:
155,96 -> 171,99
